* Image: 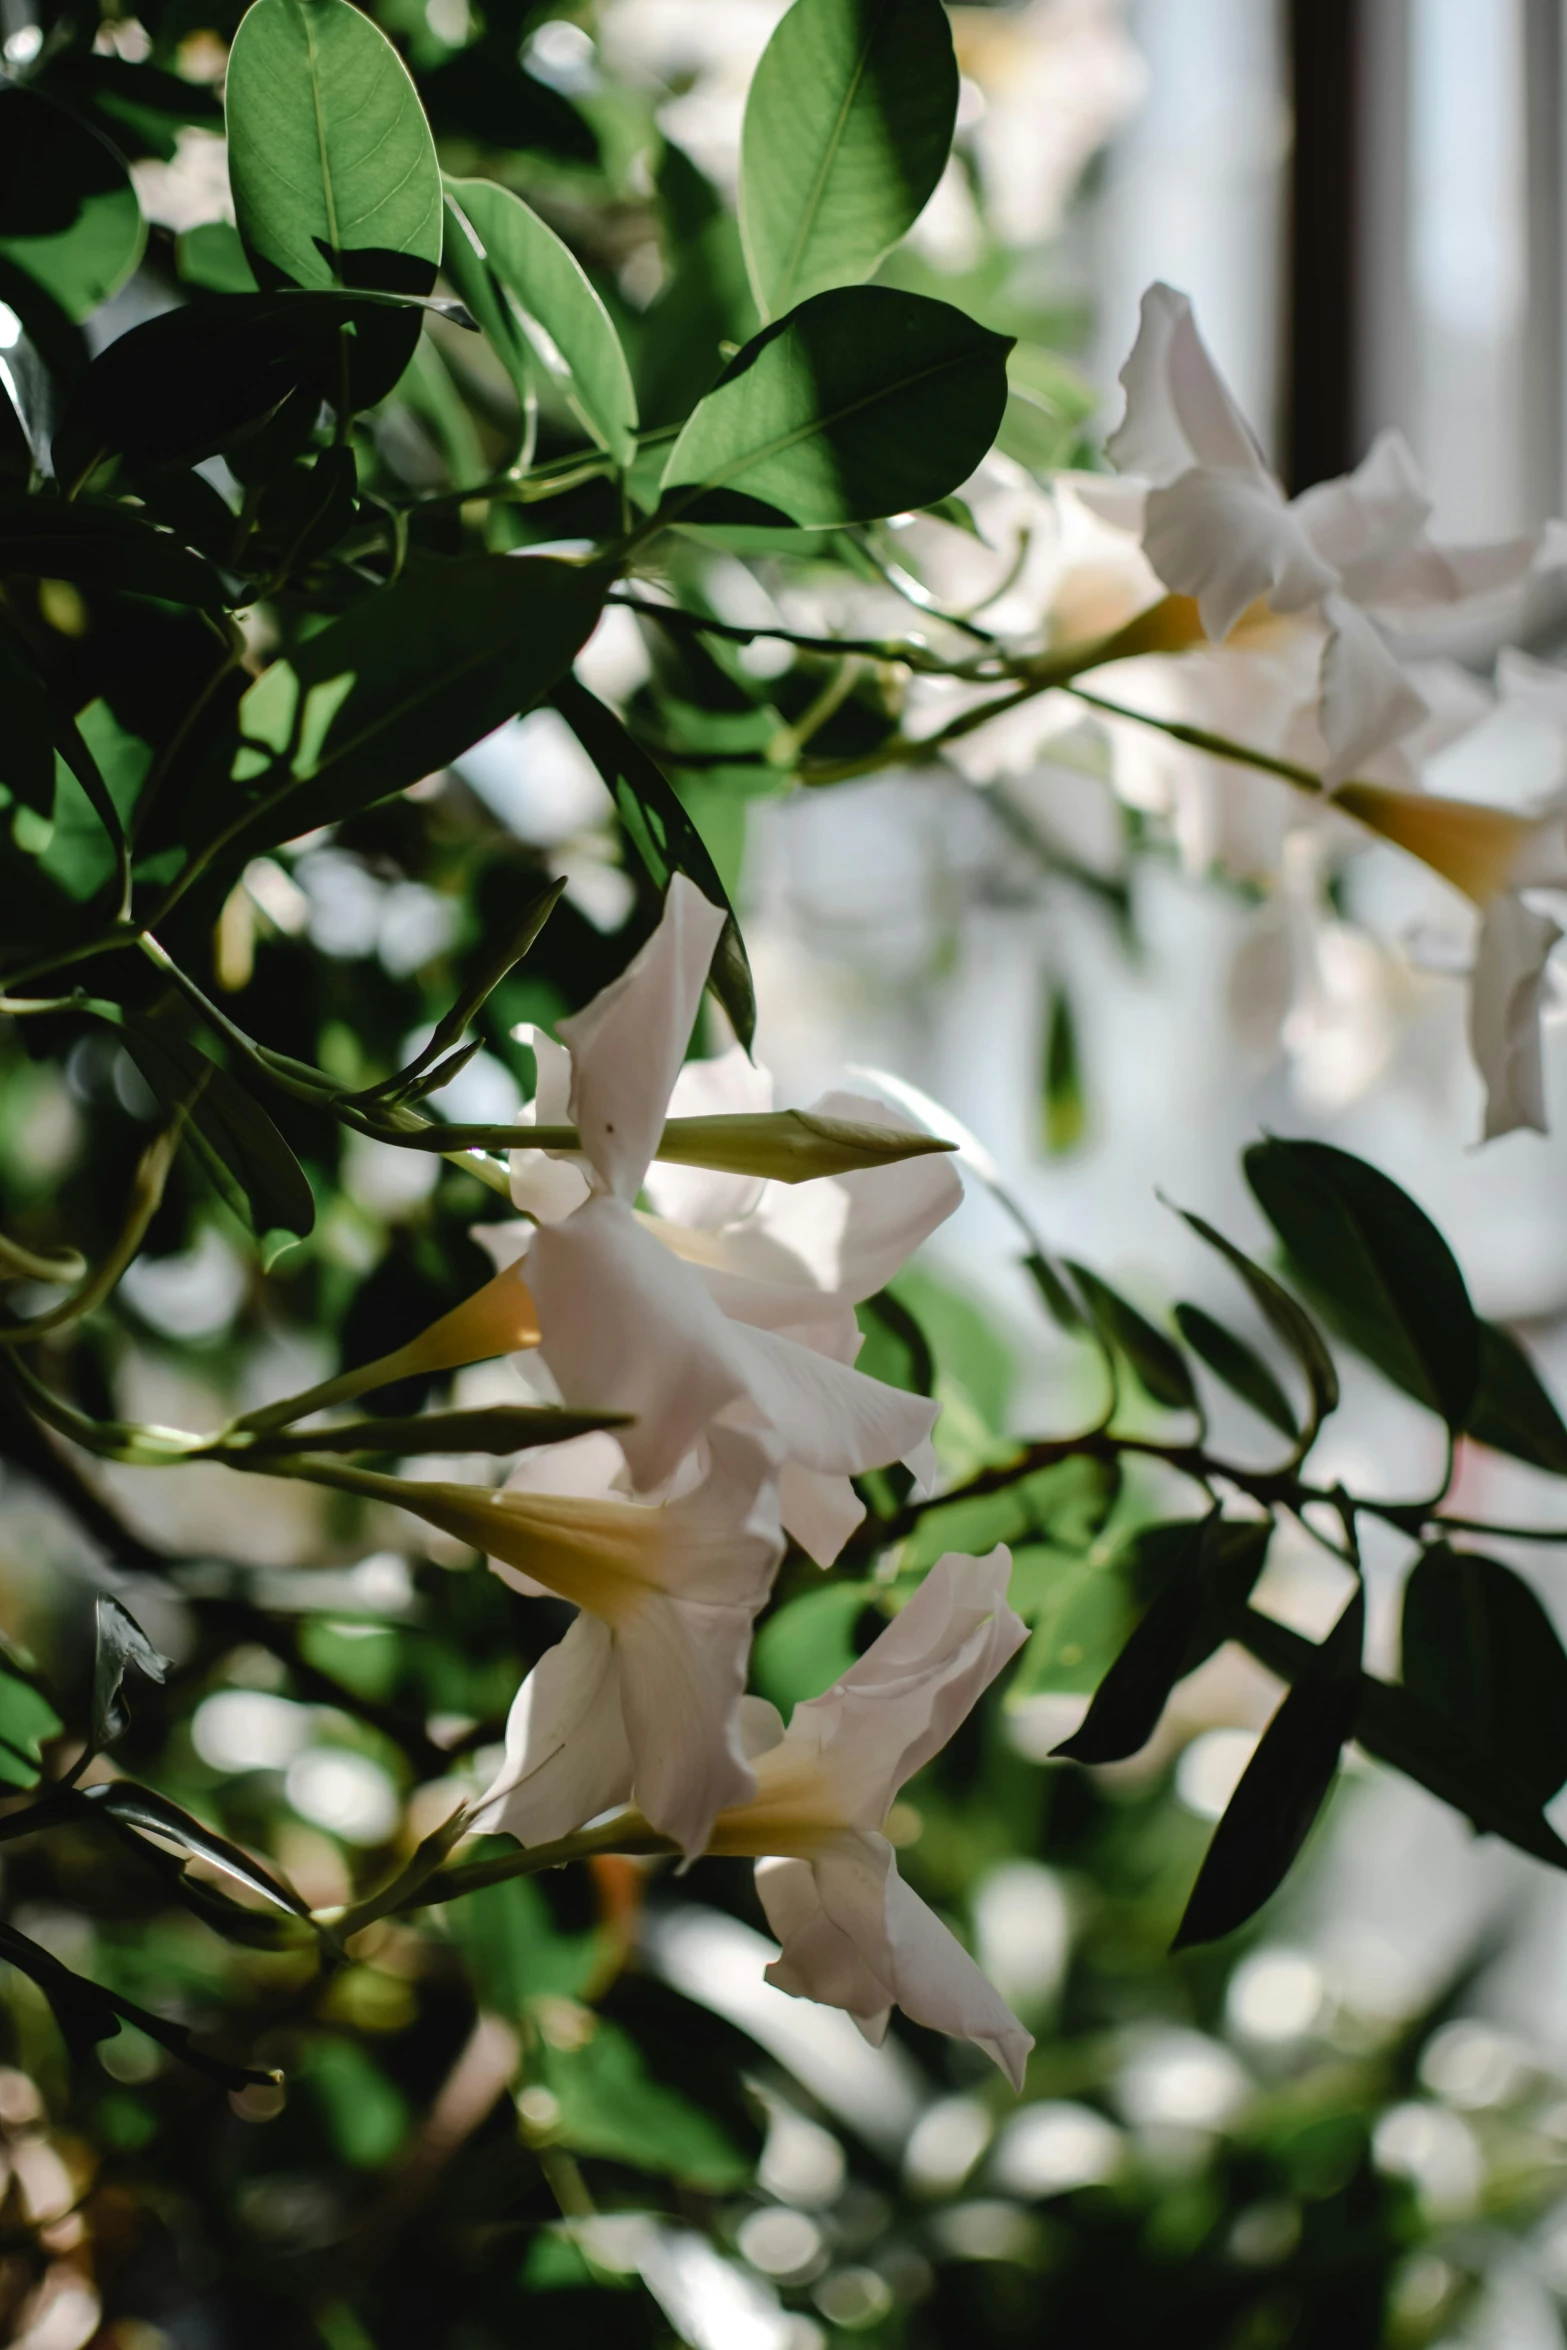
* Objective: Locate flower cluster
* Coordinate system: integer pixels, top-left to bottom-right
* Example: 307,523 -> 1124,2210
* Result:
357,879 -> 1033,2085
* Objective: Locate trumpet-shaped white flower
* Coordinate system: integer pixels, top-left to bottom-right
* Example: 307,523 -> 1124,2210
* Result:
1108,282 -> 1560,789
706,1547 -> 1033,2088
499,876 -> 958,1562
1333,779 -> 1567,1138
369,1423 -> 784,1859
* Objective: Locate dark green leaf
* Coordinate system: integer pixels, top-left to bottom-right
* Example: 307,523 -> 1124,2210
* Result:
1174,1585 -> 1363,1948
1054,1516 -> 1213,1763
0,499 -> 226,607
53,292 -> 422,481
226,0 -> 443,296
1467,1320 -> 1567,1475
1064,1261 -> 1196,1412
1236,1602 -> 1567,1876
554,677 -> 756,1049
1021,1249 -> 1088,1334
252,444 -> 359,580
1402,1543 -> 1567,1805
0,1917 -> 274,2086
661,286 -> 1012,527
1041,981 -> 1085,1153
90,1594 -> 169,1753
84,1781 -> 315,1923
444,177 -> 637,463
1243,1137 -> 1477,1426
1174,1301 -> 1299,1440
121,1018 -> 316,1242
217,554 -> 607,859
1173,1200 -> 1339,1437
739,0 -> 959,317
0,624 -> 57,817
0,87 -> 145,323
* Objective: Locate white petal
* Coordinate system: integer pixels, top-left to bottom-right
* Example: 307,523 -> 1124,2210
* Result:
877,1861 -> 1033,2091
559,874 -> 727,1199
1317,593 -> 1428,787
791,1549 -> 1028,1827
1470,895 -> 1561,1141
468,1217 -> 533,1275
1143,469 -> 1337,642
503,1427 -> 633,1500
757,1851 -> 896,2021
1107,282 -> 1263,485
778,1461 -> 866,1567
1290,429 -> 1430,577
528,1196 -> 751,1490
508,1027 -> 592,1221
473,1613 -> 633,1843
742,1089 -> 961,1303
644,1046 -> 773,1229
726,1321 -> 938,1482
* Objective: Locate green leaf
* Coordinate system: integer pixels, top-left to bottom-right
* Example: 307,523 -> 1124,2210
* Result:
53,292 -> 423,480
0,1669 -> 63,1790
300,2037 -> 410,2169
120,1017 -> 316,1242
739,0 -> 959,318
220,554 -> 607,859
1172,1201 -> 1339,1439
1021,1249 -> 1089,1335
753,1583 -> 874,1711
444,178 -> 637,463
1243,1137 -> 1477,1427
1466,1320 -> 1567,1475
0,499 -> 226,608
226,0 -> 443,296
661,286 -> 1012,528
85,1781 -> 316,1925
176,220 -> 261,295
0,624 -> 58,817
554,678 -> 756,1049
451,1868 -> 599,2012
1236,1602 -> 1567,1877
540,2016 -> 751,2192
1402,1543 -> 1567,1805
1174,1302 -> 1299,1440
1054,1517 -> 1269,1763
1064,1261 -> 1196,1413
1041,981 -> 1085,1153
0,87 -> 145,323
90,1595 -> 169,1753
1174,1586 -> 1363,1949
0,1916 -> 275,2087
1008,1553 -> 1136,1701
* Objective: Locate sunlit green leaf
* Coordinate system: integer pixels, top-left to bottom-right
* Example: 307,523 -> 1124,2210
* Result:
444,177 -> 637,463
226,0 -> 443,295
661,287 -> 1012,527
0,87 -> 145,323
540,2016 -> 751,2192
0,1669 -> 62,1790
739,0 -> 958,317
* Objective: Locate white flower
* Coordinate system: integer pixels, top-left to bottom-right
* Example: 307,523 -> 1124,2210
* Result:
1333,780 -> 1567,1139
500,876 -> 959,1563
706,1547 -> 1033,2089
1108,282 -> 1559,789
408,1423 -> 784,1859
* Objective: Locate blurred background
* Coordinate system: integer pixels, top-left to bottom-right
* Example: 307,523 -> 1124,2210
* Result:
13,2 -> 1567,2344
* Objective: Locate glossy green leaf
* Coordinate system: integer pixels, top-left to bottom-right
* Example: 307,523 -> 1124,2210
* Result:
661,286 -> 1012,527
1466,1319 -> 1567,1475
1174,1301 -> 1299,1440
1064,1261 -> 1196,1413
739,0 -> 958,317
121,1017 -> 316,1242
85,1780 -> 316,1924
1173,1201 -> 1339,1438
1243,1137 -> 1478,1427
1174,1585 -> 1363,1949
90,1594 -> 169,1753
53,292 -> 422,480
0,499 -> 226,607
226,0 -> 443,295
1402,1543 -> 1567,1805
444,177 -> 637,463
0,87 -> 145,323
554,677 -> 756,1049
221,554 -> 607,859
